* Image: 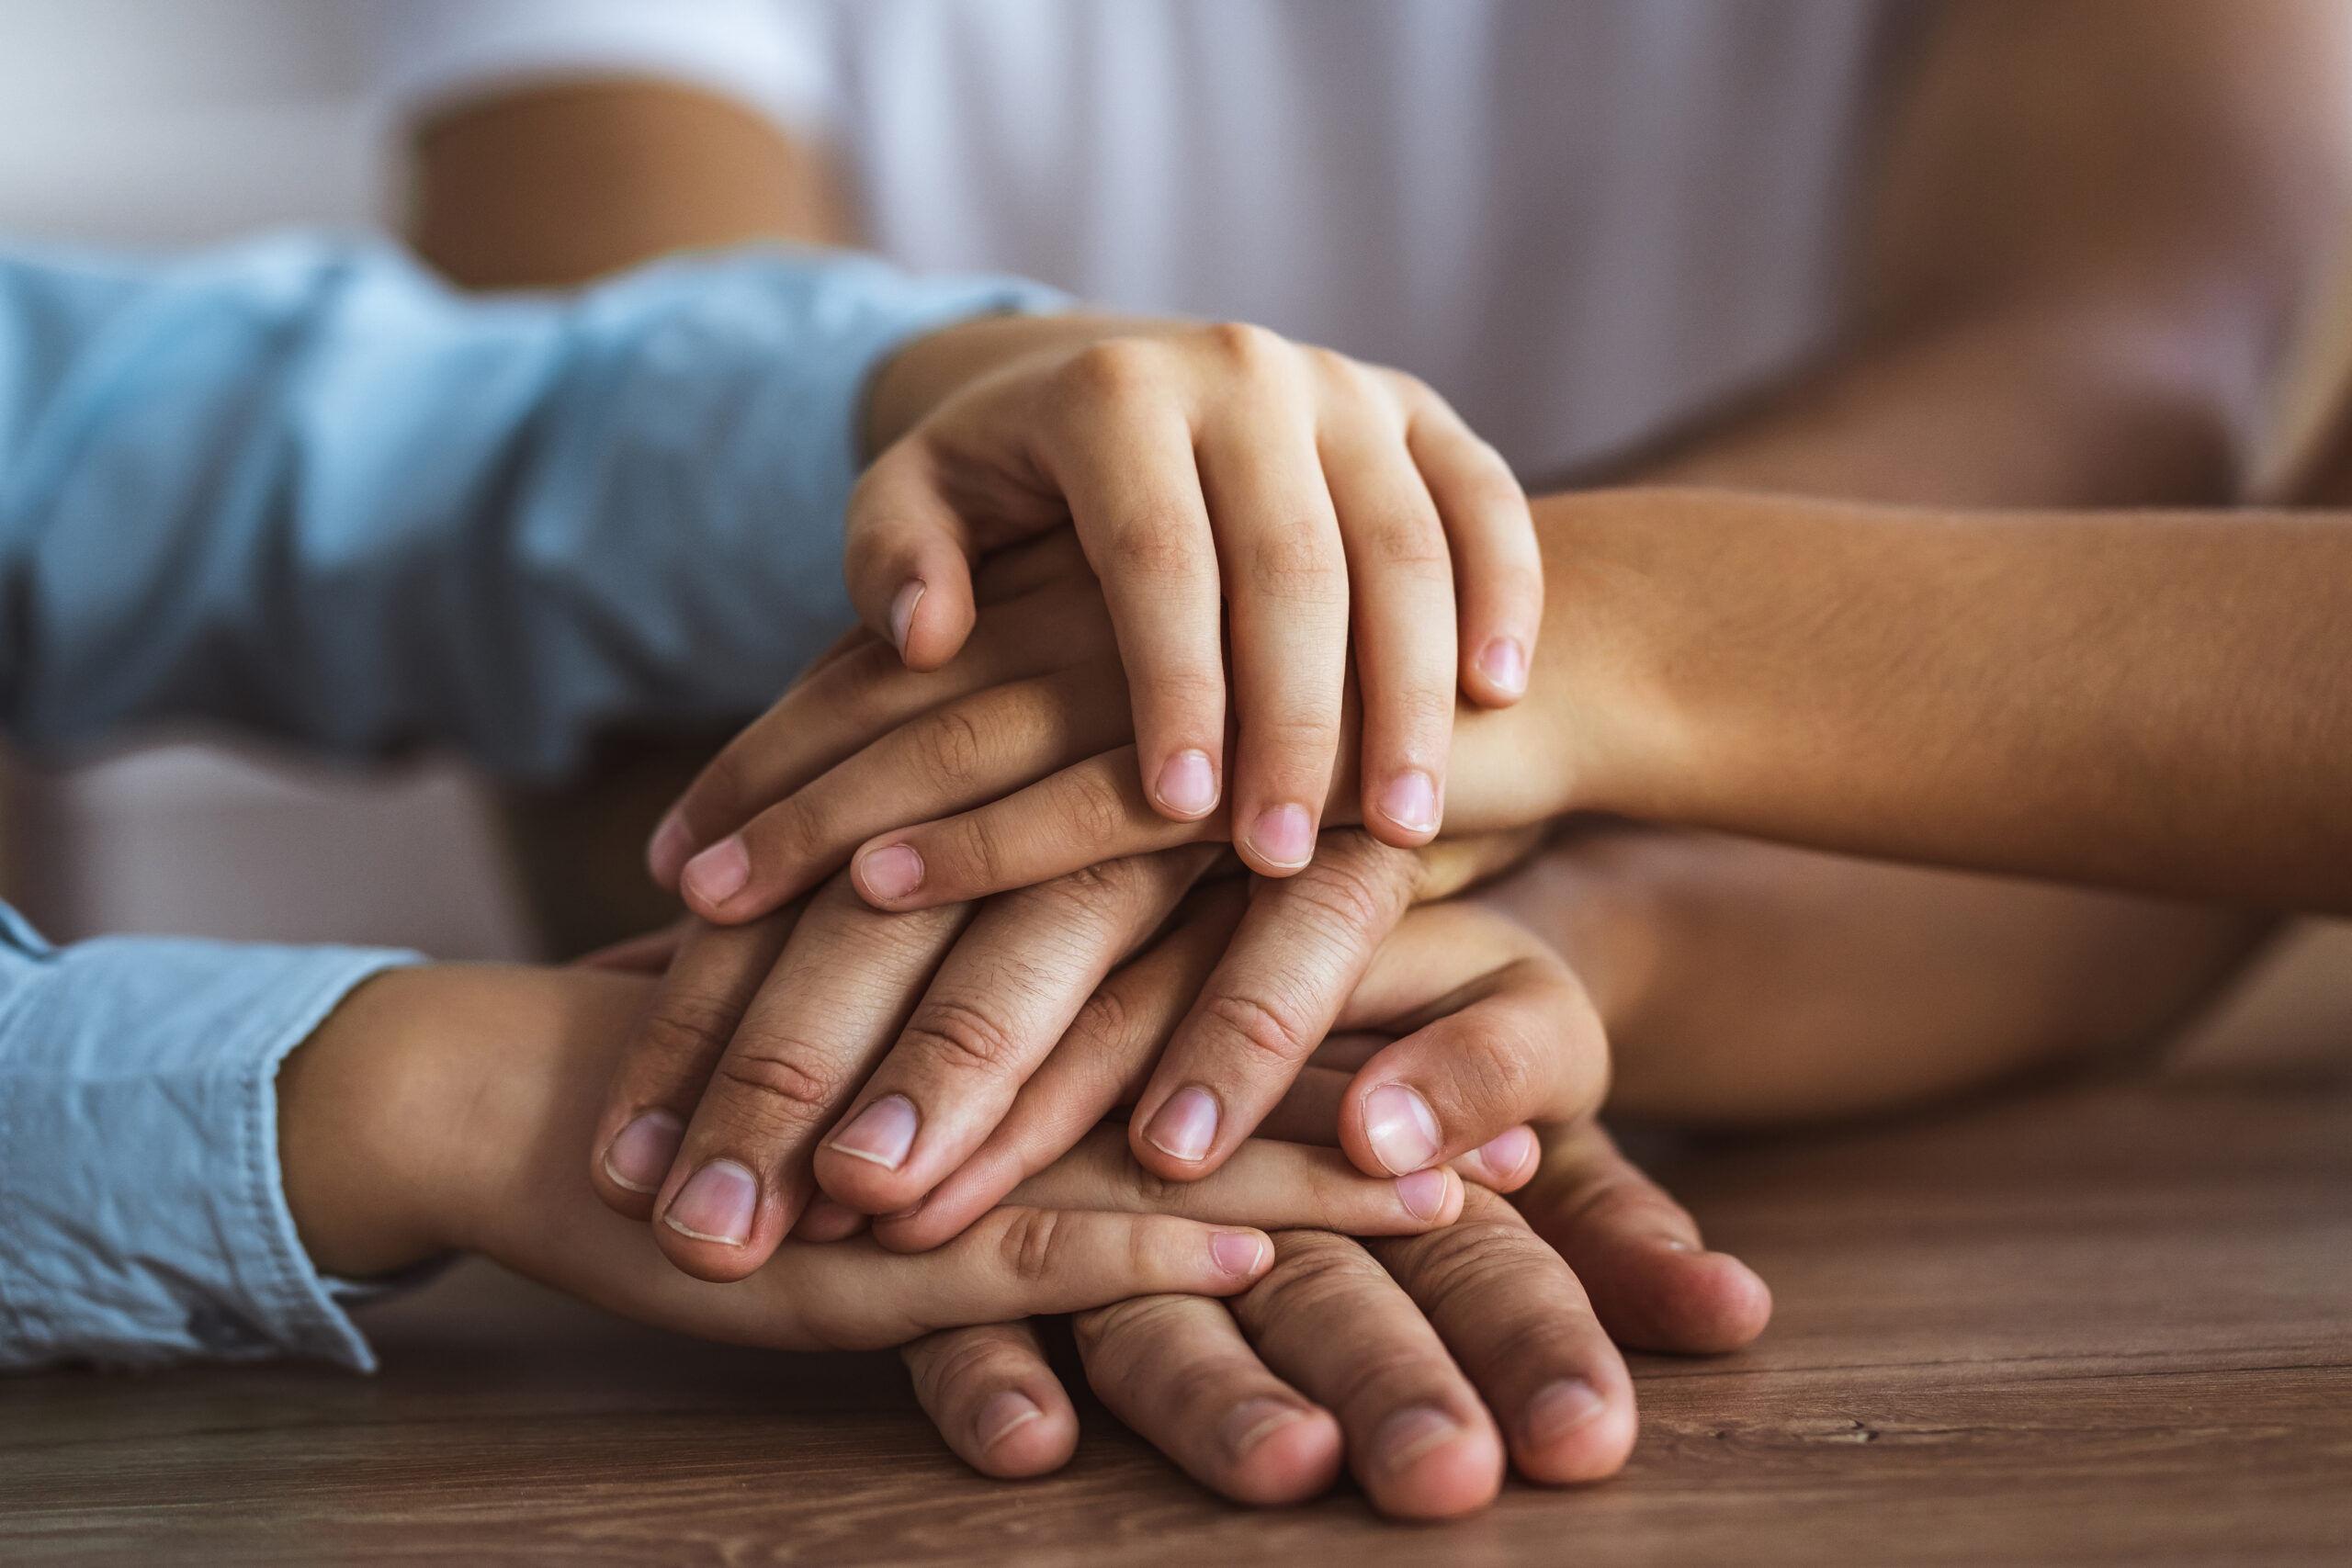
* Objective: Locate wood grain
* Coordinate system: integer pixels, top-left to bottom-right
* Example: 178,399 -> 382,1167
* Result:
5,1081 -> 2347,1566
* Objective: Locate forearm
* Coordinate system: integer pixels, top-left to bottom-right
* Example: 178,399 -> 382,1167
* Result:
408,80 -> 854,288
1526,491 -> 2352,911
1476,823 -> 2269,1127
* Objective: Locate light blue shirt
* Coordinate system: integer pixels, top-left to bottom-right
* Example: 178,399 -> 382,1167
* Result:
0,233 -> 1058,1371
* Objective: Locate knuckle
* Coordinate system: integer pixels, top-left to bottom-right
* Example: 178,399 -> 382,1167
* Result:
1200,987 -> 1319,1072
632,987 -> 745,1073
1058,766 -> 1133,851
997,1207 -> 1069,1284
1071,1292 -> 1196,1360
1201,319 -> 1288,373
1393,1218 -> 1551,1318
911,706 -> 989,787
711,1037 -> 845,1125
901,996 -> 1027,1077
1102,514 -> 1212,582
1060,338 -> 1166,409
909,1328 -> 1023,1404
1247,522 -> 1347,602
1066,982 -> 1138,1053
1244,1235 -> 1379,1320
941,807 -> 1011,892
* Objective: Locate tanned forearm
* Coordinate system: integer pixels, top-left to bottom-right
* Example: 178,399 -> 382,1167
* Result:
1496,0 -> 2352,1109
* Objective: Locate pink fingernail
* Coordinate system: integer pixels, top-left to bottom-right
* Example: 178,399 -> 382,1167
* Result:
1377,770 -> 1439,835
976,1390 -> 1045,1451
888,580 -> 926,658
681,837 -> 750,908
1476,637 -> 1527,696
1363,1083 -> 1441,1174
646,811 -> 695,887
1246,803 -> 1314,868
1375,1405 -> 1463,1474
1395,1168 -> 1450,1222
1220,1398 -> 1307,1461
858,843 -> 925,902
1210,1230 -> 1267,1276
1155,750 -> 1218,818
663,1160 -> 758,1246
602,1110 -> 684,1193
1476,1125 -> 1539,1178
1525,1379 -> 1606,1444
828,1094 -> 919,1170
1144,1087 -> 1220,1163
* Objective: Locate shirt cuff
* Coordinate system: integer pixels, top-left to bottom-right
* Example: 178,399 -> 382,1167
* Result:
0,929 -> 422,1371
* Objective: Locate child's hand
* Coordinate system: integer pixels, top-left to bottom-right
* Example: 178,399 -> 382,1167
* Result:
650,314 -> 1542,896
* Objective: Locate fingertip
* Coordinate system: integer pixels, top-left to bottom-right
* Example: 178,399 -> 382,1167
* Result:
1209,1226 -> 1273,1286
1455,1125 -> 1540,1192
896,573 -> 978,672
1394,1166 -> 1462,1228
852,840 -> 930,908
1148,746 -> 1221,821
1511,1376 -> 1637,1485
646,809 -> 695,890
1467,636 -> 1528,705
1367,768 -> 1441,843
1215,1403 -> 1345,1506
969,1389 -> 1078,1479
1238,802 -> 1316,875
679,837 -> 752,920
1366,1406 -> 1505,1520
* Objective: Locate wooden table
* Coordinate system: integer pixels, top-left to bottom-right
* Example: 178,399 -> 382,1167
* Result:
6,1078 -> 2348,1566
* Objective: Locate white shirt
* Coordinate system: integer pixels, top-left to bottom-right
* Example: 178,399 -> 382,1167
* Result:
369,0 -> 1906,478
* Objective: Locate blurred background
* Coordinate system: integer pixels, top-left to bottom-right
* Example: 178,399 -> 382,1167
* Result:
0,0 -> 537,958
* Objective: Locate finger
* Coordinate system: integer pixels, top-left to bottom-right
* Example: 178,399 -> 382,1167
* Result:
777,1207 -> 1277,1348
571,920 -> 691,976
1074,1295 -> 1341,1506
682,666 -> 1131,924
1257,1062 -> 1544,1195
871,877 -> 1251,1251
649,562 -> 1107,887
901,1321 -> 1080,1479
651,877 -> 973,1281
1195,328 -> 1350,877
1367,1186 -> 1637,1485
812,850 -> 1207,1215
1002,1122 -> 1464,1234
1393,376 -> 1541,708
1517,1118 -> 1773,1355
1332,908 -> 1608,1179
1308,354 -> 1456,848
588,913 -> 797,1221
1129,830 -> 1421,1179
1036,339 -> 1231,826
842,439 -> 982,671
1234,1230 -> 1503,1518
847,747 -> 1218,912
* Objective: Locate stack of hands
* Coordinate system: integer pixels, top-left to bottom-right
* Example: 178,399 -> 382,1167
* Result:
281,315 -> 1770,1519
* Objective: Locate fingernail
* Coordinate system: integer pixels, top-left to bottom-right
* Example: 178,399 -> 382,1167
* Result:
1210,1230 -> 1267,1276
663,1160 -> 758,1246
1144,1086 -> 1220,1163
1476,637 -> 1527,696
1375,1405 -> 1462,1474
1154,749 -> 1218,818
681,837 -> 750,909
888,579 -> 926,657
646,811 -> 695,887
858,842 -> 925,902
1396,1168 -> 1450,1222
602,1110 -> 684,1193
1524,1379 -> 1606,1445
828,1094 -> 919,1170
1363,1083 -> 1442,1174
1376,770 -> 1439,835
1220,1397 -> 1306,1461
976,1389 -> 1045,1451
1246,803 -> 1314,868
1475,1125 -> 1538,1179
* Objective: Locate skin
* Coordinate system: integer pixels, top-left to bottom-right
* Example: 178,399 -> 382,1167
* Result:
276,913 -> 1765,1519
398,0 -> 2352,1511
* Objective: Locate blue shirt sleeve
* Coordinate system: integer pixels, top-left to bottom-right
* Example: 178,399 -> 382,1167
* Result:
0,908 -> 419,1371
0,233 -> 1064,1370
0,232 -> 1062,776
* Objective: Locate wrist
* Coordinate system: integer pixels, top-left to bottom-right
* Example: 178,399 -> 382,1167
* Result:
861,311 -> 1166,457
